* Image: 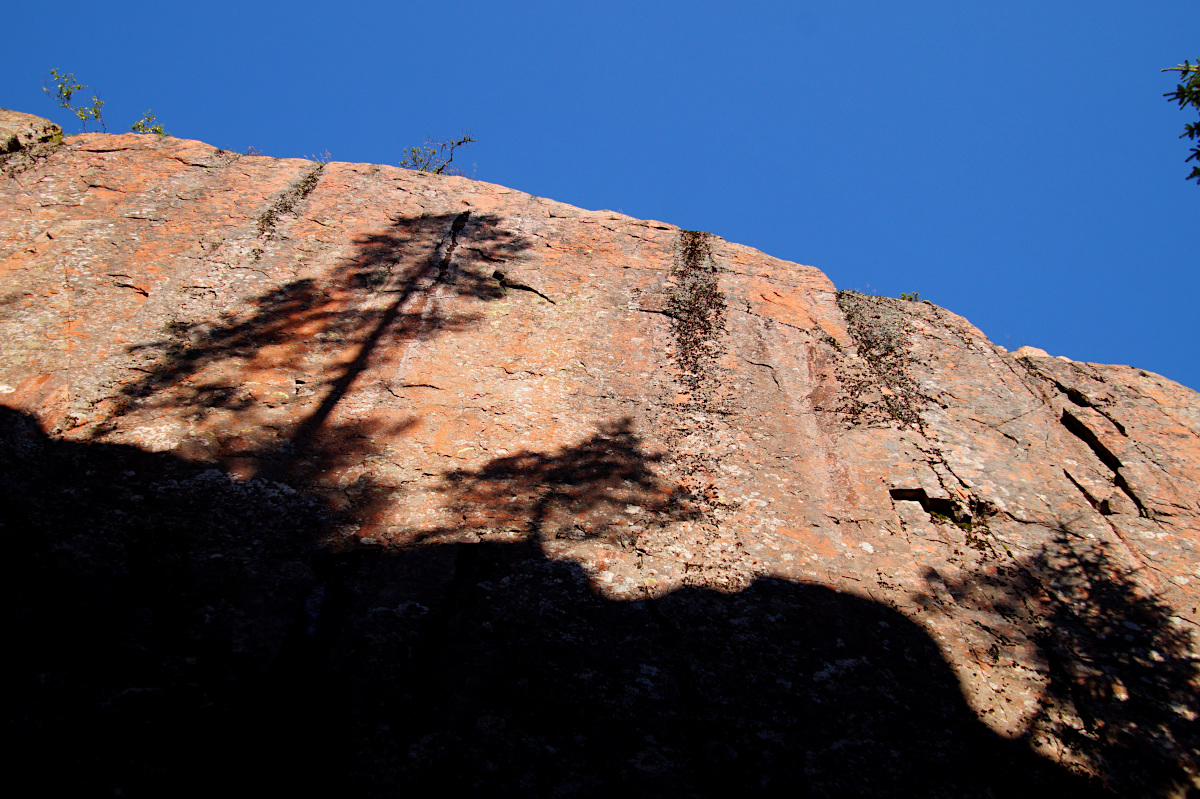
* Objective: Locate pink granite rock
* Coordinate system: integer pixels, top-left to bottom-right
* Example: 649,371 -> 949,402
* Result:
3,112 -> 1196,796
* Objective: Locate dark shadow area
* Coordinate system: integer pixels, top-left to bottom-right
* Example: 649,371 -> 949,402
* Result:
3,402 -> 1142,798
3,405 -> 332,795
922,535 -> 1200,798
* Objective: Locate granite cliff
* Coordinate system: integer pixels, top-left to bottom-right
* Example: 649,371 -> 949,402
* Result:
3,109 -> 1198,796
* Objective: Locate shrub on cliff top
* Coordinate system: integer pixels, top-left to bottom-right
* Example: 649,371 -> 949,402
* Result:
399,133 -> 476,175
130,110 -> 170,137
43,70 -> 168,137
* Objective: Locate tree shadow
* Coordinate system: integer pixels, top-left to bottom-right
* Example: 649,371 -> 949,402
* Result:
419,417 -> 701,545
920,534 -> 1200,798
100,210 -> 527,480
6,399 -> 1154,797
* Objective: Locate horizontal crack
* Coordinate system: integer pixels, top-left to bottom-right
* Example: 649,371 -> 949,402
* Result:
112,282 -> 149,297
493,270 -> 555,304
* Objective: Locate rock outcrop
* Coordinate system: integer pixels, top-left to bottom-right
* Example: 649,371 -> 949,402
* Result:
3,111 -> 1198,796
0,108 -> 61,154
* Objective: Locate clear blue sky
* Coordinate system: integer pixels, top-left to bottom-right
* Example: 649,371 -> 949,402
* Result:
4,1 -> 1197,389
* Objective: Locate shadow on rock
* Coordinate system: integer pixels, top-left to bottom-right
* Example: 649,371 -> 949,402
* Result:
98,211 -> 527,479
922,534 -> 1199,798
4,404 -> 1122,797
423,417 -> 699,545
2,404 -> 335,794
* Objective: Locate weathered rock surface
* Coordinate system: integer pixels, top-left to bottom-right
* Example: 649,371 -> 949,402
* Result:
0,107 -> 61,154
3,113 -> 1198,796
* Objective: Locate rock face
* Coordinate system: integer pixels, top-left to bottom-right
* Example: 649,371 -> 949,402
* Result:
3,112 -> 1198,796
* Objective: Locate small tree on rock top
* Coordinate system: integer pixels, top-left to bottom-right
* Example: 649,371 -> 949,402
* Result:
43,69 -> 105,132
399,133 -> 476,175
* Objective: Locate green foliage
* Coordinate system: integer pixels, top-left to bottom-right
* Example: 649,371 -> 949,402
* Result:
1163,58 -> 1200,185
130,110 -> 170,137
899,292 -> 921,302
43,69 -> 105,132
43,70 -> 169,138
399,133 -> 476,175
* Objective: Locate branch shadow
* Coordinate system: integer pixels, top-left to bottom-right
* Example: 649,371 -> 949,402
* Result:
420,417 -> 702,545
5,401 -> 1150,797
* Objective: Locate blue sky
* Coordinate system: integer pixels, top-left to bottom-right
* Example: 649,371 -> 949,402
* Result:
4,1 -> 1198,389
